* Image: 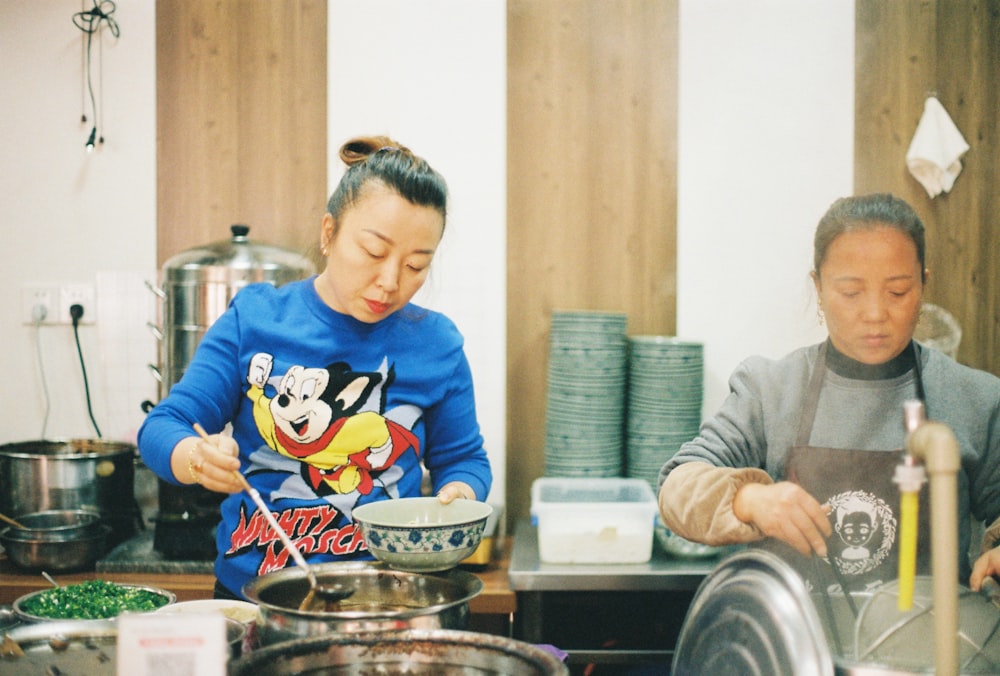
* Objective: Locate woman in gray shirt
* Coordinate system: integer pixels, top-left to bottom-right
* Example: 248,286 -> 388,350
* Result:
658,193 -> 1000,592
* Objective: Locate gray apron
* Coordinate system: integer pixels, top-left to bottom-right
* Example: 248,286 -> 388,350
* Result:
762,342 -> 931,593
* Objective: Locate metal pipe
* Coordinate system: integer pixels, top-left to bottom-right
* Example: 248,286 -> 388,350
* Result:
905,420 -> 961,676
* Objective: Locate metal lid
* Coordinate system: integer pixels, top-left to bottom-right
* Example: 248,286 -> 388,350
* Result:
161,224 -> 314,283
672,548 -> 834,676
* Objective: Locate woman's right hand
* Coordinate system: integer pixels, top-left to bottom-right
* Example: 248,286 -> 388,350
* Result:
175,433 -> 244,494
734,481 -> 832,557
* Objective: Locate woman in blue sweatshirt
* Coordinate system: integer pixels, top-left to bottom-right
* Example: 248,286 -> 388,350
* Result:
139,136 -> 493,599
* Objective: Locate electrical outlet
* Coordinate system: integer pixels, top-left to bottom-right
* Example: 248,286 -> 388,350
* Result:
58,283 -> 97,325
21,285 -> 58,325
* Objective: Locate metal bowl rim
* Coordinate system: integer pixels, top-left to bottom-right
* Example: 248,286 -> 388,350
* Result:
229,628 -> 568,673
1,522 -> 112,544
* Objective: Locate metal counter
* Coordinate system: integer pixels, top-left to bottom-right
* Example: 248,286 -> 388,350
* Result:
509,519 -> 727,670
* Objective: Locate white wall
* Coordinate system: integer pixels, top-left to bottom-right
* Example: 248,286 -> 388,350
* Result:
0,1 -> 158,444
0,0 -> 854,508
677,0 -> 854,414
326,0 -> 508,504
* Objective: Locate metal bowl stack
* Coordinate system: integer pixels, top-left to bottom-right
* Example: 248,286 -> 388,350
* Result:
0,509 -> 111,572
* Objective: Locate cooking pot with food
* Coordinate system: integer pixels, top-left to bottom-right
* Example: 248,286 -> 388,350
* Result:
241,561 -> 483,646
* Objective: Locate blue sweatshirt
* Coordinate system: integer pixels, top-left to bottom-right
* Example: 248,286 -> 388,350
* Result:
138,277 -> 492,596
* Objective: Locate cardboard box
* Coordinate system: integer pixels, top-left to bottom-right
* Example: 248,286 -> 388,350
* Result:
530,478 -> 657,564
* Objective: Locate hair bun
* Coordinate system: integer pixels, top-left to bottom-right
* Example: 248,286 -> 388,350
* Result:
340,135 -> 411,166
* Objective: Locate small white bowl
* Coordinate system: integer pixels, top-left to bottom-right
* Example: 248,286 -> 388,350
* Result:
156,599 -> 260,625
156,599 -> 260,654
353,497 -> 493,573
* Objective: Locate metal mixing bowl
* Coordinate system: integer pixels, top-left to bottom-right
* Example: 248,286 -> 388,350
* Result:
12,509 -> 105,538
0,523 -> 112,572
242,561 -> 482,646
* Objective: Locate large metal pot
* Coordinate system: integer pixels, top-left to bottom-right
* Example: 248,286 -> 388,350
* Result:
241,561 -> 483,646
228,629 -> 569,675
0,439 -> 140,547
672,549 -> 1000,675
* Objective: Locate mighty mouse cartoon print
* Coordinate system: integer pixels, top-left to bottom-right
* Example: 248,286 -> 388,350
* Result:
246,352 -> 420,499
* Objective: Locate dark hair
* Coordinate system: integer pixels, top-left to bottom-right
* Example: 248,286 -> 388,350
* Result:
325,135 -> 448,232
813,193 -> 926,282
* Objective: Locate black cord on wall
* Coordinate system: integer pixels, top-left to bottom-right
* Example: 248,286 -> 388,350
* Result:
73,0 -> 119,151
70,303 -> 103,438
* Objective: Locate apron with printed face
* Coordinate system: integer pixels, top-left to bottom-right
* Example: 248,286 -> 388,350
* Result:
760,342 -> 931,593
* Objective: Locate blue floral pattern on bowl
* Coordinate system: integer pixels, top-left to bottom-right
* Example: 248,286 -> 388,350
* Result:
365,523 -> 483,562
353,497 -> 493,573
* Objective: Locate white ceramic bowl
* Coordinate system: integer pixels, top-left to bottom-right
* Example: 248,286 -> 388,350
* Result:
155,599 -> 261,625
156,599 -> 260,655
352,498 -> 493,573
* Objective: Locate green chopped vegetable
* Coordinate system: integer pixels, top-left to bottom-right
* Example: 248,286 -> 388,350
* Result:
19,580 -> 170,620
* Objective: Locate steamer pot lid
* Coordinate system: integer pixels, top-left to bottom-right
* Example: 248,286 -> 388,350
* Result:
672,548 -> 834,676
161,224 -> 315,277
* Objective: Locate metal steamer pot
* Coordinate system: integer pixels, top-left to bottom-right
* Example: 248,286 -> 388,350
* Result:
147,223 -> 316,400
145,224 -> 315,558
0,439 -> 140,548
671,549 -> 1000,675
241,561 -> 483,646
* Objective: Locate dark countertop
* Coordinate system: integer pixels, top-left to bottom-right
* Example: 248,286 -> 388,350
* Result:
96,529 -> 214,575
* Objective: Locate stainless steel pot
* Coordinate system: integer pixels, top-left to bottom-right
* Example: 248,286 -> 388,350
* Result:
149,223 -> 315,398
0,439 -> 140,547
241,561 -> 483,646
227,629 -> 570,675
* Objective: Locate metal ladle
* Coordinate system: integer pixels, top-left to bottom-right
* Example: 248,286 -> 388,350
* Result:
192,424 -> 353,610
0,512 -> 26,530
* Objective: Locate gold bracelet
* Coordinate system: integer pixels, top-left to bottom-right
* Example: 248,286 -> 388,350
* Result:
187,444 -> 201,484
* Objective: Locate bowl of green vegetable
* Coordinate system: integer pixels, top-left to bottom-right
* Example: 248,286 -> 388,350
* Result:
13,579 -> 176,623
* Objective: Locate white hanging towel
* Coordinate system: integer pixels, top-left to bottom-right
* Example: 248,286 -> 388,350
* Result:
905,96 -> 970,198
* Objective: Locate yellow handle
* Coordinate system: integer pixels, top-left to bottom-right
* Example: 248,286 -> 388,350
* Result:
897,490 -> 919,611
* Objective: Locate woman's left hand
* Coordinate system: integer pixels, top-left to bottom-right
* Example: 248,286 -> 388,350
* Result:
437,481 -> 476,504
969,546 -> 1000,591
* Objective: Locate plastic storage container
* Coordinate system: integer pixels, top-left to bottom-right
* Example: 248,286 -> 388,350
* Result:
530,478 -> 658,564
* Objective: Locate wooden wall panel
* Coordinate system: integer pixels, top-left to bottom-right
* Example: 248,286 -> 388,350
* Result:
855,0 -> 999,375
156,0 -> 327,265
507,0 -> 679,523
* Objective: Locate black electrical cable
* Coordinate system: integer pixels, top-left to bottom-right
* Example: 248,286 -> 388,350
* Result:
70,304 -> 103,439
72,0 -> 119,150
